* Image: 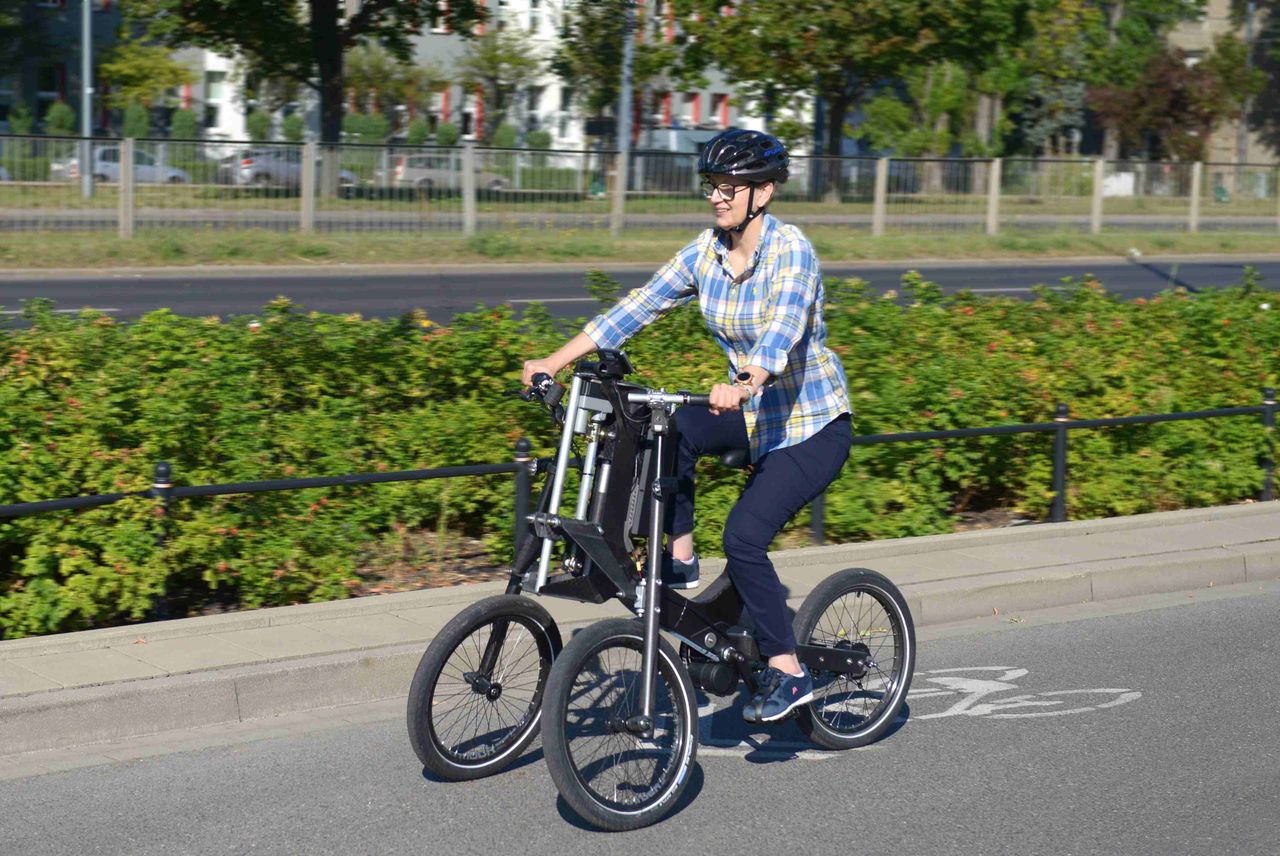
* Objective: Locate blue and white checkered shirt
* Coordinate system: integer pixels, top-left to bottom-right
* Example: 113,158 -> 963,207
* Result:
584,214 -> 850,461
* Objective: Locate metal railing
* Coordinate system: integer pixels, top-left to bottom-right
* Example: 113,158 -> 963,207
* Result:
1,394 -> 1273,568
4,133 -> 1280,237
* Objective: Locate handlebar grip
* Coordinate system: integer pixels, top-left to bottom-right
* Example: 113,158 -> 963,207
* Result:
682,393 -> 713,408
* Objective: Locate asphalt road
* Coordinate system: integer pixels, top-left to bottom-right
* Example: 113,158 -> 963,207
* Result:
0,258 -> 1274,323
4,581 -> 1278,855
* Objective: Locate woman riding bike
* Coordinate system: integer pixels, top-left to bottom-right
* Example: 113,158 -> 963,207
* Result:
522,128 -> 852,724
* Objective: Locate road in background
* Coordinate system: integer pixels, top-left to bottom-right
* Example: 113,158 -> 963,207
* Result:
0,258 -> 1273,323
4,582 -> 1278,855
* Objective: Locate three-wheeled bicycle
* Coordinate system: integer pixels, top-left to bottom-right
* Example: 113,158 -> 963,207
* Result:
406,350 -> 915,830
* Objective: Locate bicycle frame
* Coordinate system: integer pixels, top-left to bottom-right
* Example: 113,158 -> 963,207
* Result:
503,352 -> 873,734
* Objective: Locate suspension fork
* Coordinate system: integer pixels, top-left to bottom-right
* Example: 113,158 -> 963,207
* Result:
637,418 -> 670,734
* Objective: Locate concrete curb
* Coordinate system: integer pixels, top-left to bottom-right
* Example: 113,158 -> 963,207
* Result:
1,502 -> 1277,756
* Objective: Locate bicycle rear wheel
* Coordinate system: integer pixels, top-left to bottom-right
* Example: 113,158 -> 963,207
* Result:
793,568 -> 915,750
406,595 -> 560,781
542,619 -> 698,831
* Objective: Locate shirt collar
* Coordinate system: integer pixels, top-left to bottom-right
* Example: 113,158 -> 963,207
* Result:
712,212 -> 777,268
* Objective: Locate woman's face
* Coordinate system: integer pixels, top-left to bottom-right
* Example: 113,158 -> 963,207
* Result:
703,174 -> 774,231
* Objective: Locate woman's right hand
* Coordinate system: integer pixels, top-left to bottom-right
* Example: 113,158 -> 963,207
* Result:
522,358 -> 560,387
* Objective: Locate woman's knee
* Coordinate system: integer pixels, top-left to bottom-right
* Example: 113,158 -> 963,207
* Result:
722,507 -> 773,559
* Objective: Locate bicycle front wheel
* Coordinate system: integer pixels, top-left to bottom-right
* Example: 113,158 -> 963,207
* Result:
406,594 -> 560,781
794,568 -> 915,750
542,619 -> 698,831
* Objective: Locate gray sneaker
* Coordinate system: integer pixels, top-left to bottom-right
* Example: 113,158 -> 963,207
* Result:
660,553 -> 700,590
743,665 -> 815,723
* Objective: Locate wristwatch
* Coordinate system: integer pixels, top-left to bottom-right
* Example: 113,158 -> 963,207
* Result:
734,370 -> 757,394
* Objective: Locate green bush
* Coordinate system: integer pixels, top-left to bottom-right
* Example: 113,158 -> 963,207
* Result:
44,101 -> 77,137
0,274 -> 1276,638
491,123 -> 518,148
342,112 -> 390,145
526,129 -> 552,150
8,102 -> 34,135
435,121 -> 460,146
282,114 -> 306,143
406,117 -> 430,146
246,109 -> 272,142
123,102 -> 150,139
170,109 -> 198,141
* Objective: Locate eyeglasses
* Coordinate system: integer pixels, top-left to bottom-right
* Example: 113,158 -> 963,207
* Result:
699,180 -> 748,200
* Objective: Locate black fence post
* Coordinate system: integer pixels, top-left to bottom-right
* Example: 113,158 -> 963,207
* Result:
513,438 -> 532,552
811,490 -> 825,546
150,461 -> 173,620
1263,388 -> 1276,502
1050,403 -> 1070,523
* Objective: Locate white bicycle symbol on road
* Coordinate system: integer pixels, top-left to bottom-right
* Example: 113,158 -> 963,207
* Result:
907,667 -> 1142,719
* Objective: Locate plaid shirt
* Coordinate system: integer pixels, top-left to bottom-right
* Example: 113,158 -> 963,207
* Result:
584,214 -> 850,461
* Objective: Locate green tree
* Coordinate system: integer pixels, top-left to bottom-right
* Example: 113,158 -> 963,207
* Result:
170,108 -> 198,140
282,113 -> 307,142
99,38 -> 196,109
346,45 -> 449,136
123,102 -> 150,138
675,0 -> 1027,193
342,111 -> 391,144
126,0 -> 484,143
0,0 -> 48,83
1086,0 -> 1206,158
551,0 -> 680,132
456,27 -> 543,143
43,101 -> 77,137
246,108 -> 272,142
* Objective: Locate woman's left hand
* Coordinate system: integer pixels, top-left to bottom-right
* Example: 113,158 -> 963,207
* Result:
708,383 -> 750,416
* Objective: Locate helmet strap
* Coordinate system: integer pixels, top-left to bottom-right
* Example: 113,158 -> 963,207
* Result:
729,185 -> 765,234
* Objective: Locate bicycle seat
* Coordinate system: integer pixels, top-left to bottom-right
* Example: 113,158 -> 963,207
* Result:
718,449 -> 750,470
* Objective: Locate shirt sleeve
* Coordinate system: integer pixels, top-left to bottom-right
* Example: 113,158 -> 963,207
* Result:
743,230 -> 819,377
582,242 -> 700,350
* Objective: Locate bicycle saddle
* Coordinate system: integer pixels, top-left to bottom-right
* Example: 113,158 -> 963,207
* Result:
718,449 -> 750,469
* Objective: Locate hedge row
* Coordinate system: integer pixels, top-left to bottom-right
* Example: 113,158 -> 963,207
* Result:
0,271 -> 1275,638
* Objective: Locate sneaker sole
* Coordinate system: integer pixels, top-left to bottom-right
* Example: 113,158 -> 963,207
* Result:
759,690 -> 815,723
663,580 -> 700,590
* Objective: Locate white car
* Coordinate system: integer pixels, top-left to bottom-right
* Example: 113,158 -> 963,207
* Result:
52,146 -> 190,184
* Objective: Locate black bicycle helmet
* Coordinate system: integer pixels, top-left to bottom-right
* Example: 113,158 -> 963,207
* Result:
697,128 -> 789,233
697,128 -> 790,185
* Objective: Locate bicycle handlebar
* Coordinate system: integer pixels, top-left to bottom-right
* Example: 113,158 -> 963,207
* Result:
626,390 -> 712,408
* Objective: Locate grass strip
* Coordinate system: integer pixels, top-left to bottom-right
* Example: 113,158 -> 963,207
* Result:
1,227 -> 1279,270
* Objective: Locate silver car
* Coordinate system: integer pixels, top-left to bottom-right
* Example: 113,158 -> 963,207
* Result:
392,153 -> 509,194
216,147 -> 357,188
53,146 -> 190,184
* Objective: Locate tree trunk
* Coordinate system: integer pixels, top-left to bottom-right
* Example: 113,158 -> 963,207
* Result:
823,94 -> 850,203
311,0 -> 344,145
1102,125 -> 1119,160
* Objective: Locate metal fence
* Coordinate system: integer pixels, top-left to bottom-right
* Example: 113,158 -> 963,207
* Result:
3,133 -> 1280,236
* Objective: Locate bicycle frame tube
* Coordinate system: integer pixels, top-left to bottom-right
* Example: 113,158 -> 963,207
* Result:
535,375 -> 585,590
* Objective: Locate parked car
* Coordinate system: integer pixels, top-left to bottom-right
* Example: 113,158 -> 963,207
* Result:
391,153 -> 509,194
216,147 -> 357,188
51,146 -> 190,184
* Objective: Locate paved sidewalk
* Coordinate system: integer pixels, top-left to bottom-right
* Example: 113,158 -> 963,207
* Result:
1,502 -> 1277,758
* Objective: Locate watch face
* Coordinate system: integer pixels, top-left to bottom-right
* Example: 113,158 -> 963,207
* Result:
736,371 -> 752,382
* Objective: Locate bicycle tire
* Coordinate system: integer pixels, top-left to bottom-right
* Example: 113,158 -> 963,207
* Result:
793,568 -> 915,750
406,594 -> 561,781
542,619 -> 698,831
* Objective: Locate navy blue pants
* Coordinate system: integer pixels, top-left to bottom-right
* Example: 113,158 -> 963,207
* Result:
669,409 -> 853,657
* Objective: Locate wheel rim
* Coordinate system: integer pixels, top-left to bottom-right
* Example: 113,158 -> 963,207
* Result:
806,586 -> 907,735
562,638 -> 689,814
427,614 -> 551,767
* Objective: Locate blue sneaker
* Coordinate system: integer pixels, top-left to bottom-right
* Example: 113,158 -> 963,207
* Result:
660,553 -> 700,590
743,665 -> 814,723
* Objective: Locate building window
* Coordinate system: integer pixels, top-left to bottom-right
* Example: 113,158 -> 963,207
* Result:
203,103 -> 219,129
682,92 -> 701,127
205,70 -> 226,102
432,0 -> 451,33
529,0 -> 542,33
712,93 -> 729,128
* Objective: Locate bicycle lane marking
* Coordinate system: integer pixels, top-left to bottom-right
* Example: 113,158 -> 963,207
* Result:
694,702 -> 836,761
905,667 -> 1142,720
